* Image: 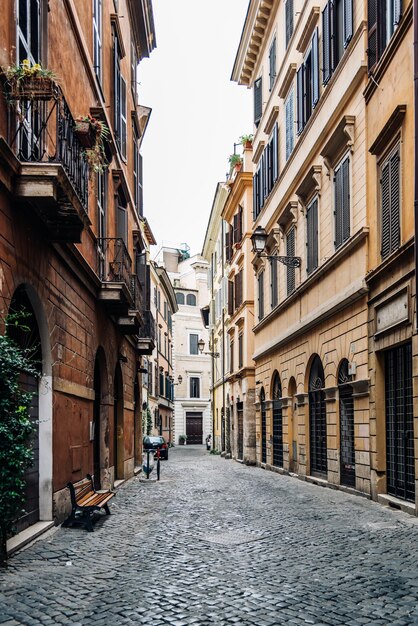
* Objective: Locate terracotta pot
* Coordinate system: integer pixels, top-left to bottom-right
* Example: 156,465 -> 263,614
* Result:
9,76 -> 55,101
244,140 -> 253,149
74,121 -> 97,148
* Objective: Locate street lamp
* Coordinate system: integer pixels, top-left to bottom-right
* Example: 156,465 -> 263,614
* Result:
170,374 -> 183,385
198,338 -> 219,357
250,226 -> 301,268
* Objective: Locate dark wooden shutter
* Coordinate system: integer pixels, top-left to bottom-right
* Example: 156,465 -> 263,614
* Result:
285,0 -> 294,48
262,151 -> 267,205
225,231 -> 230,262
322,2 -> 332,84
306,198 -> 318,274
380,160 -> 391,258
334,164 -> 343,248
116,203 -> 127,245
344,0 -> 353,46
390,148 -> 400,252
296,66 -> 304,134
254,77 -> 262,126
273,123 -> 279,182
238,206 -> 243,241
233,213 -> 239,245
342,157 -> 350,242
285,91 -> 294,160
312,28 -> 319,107
269,37 -> 276,90
394,0 -> 403,25
286,227 -> 296,294
120,76 -> 127,158
258,272 -> 264,320
228,280 -> 234,315
270,257 -> 278,308
113,33 -> 120,135
367,0 -> 378,70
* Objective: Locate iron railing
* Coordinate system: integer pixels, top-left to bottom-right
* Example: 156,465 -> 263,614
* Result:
138,310 -> 156,342
97,237 -> 132,294
130,274 -> 144,312
8,92 -> 88,209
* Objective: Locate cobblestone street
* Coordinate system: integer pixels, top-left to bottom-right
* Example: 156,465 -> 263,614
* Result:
2,447 -> 418,625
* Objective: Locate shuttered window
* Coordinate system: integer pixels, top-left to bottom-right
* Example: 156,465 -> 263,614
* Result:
228,280 -> 234,315
286,226 -> 296,295
285,89 -> 294,160
113,32 -> 127,158
254,77 -> 263,126
270,257 -> 278,308
306,198 -> 319,275
285,0 -> 294,48
334,155 -> 350,248
235,271 -> 243,309
269,37 -> 276,91
93,0 -> 102,83
258,271 -> 265,320
323,0 -> 353,84
297,29 -> 319,134
380,145 -> 401,259
238,334 -> 243,369
116,193 -> 127,244
368,0 -> 402,71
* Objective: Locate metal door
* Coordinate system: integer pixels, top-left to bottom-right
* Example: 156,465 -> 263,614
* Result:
237,402 -> 244,460
309,356 -> 327,476
338,360 -> 355,488
186,412 -> 203,444
260,388 -> 267,463
272,374 -> 283,467
385,343 -> 415,502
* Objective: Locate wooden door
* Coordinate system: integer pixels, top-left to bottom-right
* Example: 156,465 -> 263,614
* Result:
186,412 -> 203,444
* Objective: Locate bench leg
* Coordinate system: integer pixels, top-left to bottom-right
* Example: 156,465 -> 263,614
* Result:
62,510 -> 76,528
83,511 -> 94,532
104,504 -> 111,515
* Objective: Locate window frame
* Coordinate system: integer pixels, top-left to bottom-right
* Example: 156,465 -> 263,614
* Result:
379,141 -> 401,260
93,0 -> 103,84
190,376 -> 201,399
333,153 -> 351,249
189,332 -> 199,356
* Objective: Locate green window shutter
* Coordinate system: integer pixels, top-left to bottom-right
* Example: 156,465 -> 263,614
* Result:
367,0 -> 378,70
342,157 -> 350,242
322,2 -> 331,84
380,160 -> 391,258
389,149 -> 400,252
286,227 -> 296,294
312,28 -> 319,107
254,77 -> 263,126
296,66 -> 304,134
343,0 -> 353,46
285,0 -> 294,48
307,198 -> 318,274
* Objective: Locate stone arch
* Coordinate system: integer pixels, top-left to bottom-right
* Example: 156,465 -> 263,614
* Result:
271,371 -> 283,468
93,347 -> 110,489
8,283 -> 53,525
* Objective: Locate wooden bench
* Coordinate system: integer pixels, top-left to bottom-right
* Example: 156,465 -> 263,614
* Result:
63,474 -> 115,532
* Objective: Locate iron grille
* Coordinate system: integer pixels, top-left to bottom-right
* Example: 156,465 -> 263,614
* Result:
237,401 -> 244,461
309,357 -> 327,476
260,389 -> 267,463
272,375 -> 283,467
385,343 -> 414,502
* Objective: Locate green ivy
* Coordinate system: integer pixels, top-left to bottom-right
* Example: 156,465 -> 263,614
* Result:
142,406 -> 152,436
0,329 -> 38,566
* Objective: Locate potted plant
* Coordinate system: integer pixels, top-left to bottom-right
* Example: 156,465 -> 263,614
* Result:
77,116 -> 110,174
228,153 -> 243,173
2,59 -> 57,102
74,115 -> 102,148
239,134 -> 254,149
178,434 -> 187,446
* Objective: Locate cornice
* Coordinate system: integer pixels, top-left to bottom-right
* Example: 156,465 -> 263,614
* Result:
222,172 -> 252,221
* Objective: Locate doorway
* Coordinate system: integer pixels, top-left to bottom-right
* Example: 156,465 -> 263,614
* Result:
309,356 -> 327,477
186,412 -> 203,444
113,364 -> 124,480
272,374 -> 283,468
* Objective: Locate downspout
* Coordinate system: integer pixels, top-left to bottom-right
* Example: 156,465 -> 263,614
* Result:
221,219 -> 226,453
414,0 -> 418,329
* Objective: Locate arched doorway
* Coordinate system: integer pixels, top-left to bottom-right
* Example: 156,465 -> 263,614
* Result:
288,377 -> 297,473
272,373 -> 283,467
134,374 -> 141,467
113,364 -> 124,481
93,358 -> 101,489
260,387 -> 267,464
338,359 -> 355,487
8,287 -> 42,532
309,356 -> 327,477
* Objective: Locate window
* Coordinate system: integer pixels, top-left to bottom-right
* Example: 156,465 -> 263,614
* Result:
154,364 -> 158,396
254,77 -> 263,127
286,226 -> 296,295
258,271 -> 265,321
148,362 -> 153,394
334,155 -> 350,248
228,280 -> 234,315
186,294 -> 197,306
233,207 -> 243,246
322,0 -> 353,84
18,0 -> 41,64
285,89 -> 294,161
93,0 -> 102,83
133,126 -> 143,216
97,171 -> 107,239
306,197 -> 319,274
159,369 -> 164,395
380,144 -> 400,259
190,377 -> 200,398
131,38 -> 137,99
189,333 -> 199,355
176,292 -> 185,305
157,290 -> 161,311
368,0 -> 402,70
116,191 -> 127,245
269,37 -> 276,91
230,340 -> 234,372
285,0 -> 294,48
253,123 -> 279,219
238,334 -> 243,369
164,301 -> 167,320
297,29 -> 319,134
234,271 -> 243,310
270,257 -> 278,308
113,31 -> 127,158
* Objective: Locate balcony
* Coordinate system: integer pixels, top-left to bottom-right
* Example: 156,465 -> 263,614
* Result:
137,310 -> 156,355
97,237 -> 134,316
8,92 -> 90,242
115,274 -> 144,335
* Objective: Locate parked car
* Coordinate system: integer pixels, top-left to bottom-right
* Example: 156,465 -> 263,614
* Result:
143,435 -> 169,460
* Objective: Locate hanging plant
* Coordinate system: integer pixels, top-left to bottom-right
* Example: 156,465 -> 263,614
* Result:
76,115 -> 110,174
2,59 -> 57,102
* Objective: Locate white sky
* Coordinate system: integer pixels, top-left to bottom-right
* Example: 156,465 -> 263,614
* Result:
138,0 -> 252,257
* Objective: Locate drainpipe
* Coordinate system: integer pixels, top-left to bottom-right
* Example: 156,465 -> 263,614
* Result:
221,219 -> 226,454
414,0 -> 418,330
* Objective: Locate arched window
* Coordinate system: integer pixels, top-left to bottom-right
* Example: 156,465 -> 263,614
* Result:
308,355 -> 327,476
272,373 -> 283,468
186,293 -> 196,306
338,359 -> 355,488
260,387 -> 267,464
176,292 -> 184,305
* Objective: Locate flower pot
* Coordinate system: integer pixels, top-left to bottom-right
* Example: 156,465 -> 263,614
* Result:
74,121 -> 97,148
244,140 -> 253,149
8,76 -> 55,101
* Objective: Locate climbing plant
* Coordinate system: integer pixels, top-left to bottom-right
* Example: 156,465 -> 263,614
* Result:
0,318 -> 38,566
142,406 -> 153,436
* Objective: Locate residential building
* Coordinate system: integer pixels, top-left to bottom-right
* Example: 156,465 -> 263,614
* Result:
202,183 -> 229,453
222,147 -> 256,465
232,0 -> 371,492
154,244 -> 211,445
0,0 -> 156,536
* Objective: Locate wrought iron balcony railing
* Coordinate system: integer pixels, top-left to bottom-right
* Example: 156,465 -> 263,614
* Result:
97,237 -> 133,295
138,310 -> 156,342
8,92 -> 88,210
130,274 -> 144,313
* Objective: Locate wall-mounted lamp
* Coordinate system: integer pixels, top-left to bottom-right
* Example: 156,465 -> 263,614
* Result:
171,374 -> 183,386
198,338 -> 220,357
250,226 -> 301,268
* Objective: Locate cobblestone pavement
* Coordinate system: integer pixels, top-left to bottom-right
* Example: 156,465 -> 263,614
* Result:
2,447 -> 418,625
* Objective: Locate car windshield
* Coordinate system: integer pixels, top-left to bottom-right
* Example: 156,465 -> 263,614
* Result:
145,437 -> 164,443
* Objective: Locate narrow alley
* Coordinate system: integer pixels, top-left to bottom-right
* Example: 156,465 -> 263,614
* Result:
2,447 -> 418,626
